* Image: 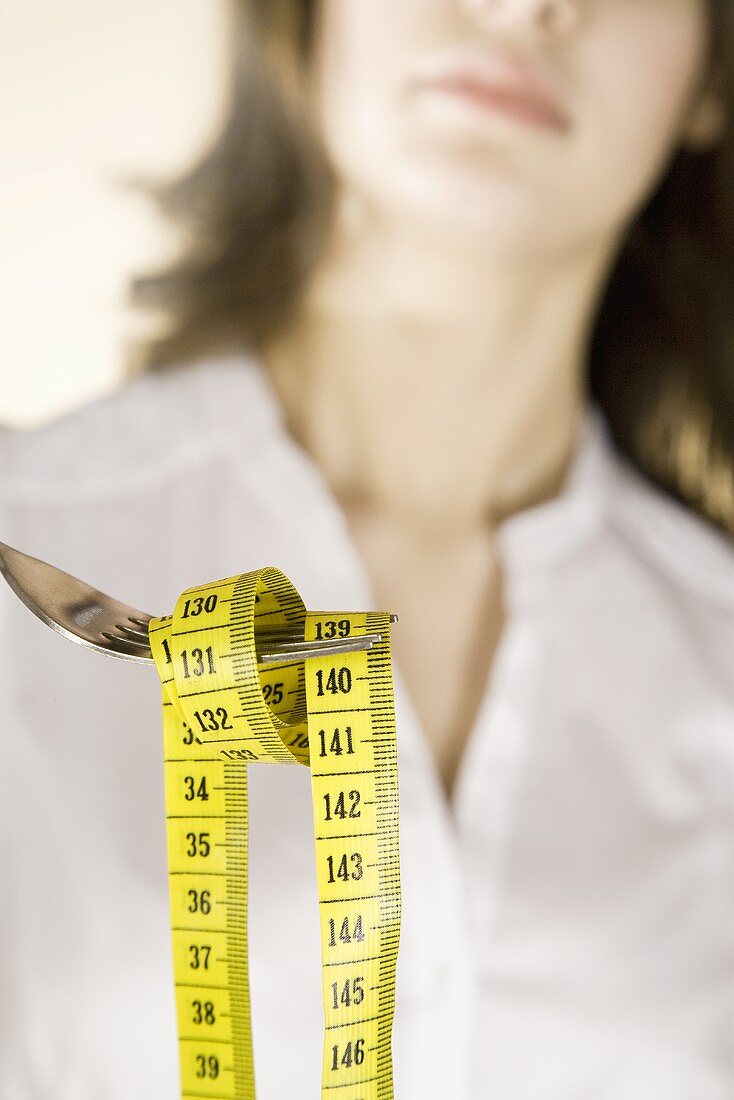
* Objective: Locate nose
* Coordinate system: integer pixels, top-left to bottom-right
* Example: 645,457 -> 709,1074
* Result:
458,0 -> 581,36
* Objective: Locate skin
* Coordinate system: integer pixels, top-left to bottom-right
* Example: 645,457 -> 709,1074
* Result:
265,0 -> 725,802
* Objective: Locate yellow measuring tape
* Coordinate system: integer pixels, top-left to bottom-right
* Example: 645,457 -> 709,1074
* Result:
148,566 -> 400,1098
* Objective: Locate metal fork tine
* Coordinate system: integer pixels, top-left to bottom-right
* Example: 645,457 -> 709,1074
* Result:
258,635 -> 377,664
101,630 -> 151,649
118,616 -> 393,657
128,614 -> 398,635
116,622 -> 149,641
257,634 -> 381,653
109,624 -> 384,660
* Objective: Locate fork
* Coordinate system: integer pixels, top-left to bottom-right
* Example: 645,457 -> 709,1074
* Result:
0,539 -> 396,666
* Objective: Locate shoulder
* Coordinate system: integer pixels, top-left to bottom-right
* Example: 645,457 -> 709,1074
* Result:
0,354 -> 273,504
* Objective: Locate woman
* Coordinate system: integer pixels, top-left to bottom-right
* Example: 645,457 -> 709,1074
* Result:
1,0 -> 733,1095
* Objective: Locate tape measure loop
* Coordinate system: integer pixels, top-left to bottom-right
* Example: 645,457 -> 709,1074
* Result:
149,567 -> 400,1099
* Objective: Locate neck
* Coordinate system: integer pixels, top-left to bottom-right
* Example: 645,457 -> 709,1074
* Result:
265,197 -> 619,535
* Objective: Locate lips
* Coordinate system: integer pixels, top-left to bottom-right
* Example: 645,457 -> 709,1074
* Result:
415,49 -> 572,135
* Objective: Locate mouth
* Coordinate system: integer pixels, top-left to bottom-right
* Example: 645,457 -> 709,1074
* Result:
413,48 -> 572,136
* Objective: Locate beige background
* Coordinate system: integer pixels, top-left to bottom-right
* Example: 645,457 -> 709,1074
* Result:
1,0 -> 228,427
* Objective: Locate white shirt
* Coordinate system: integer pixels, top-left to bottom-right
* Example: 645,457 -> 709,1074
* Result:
1,356 -> 733,1099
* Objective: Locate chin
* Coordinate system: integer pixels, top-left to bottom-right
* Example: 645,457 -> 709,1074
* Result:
370,155 -> 554,253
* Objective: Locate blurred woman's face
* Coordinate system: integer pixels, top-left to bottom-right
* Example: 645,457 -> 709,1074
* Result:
311,0 -> 714,258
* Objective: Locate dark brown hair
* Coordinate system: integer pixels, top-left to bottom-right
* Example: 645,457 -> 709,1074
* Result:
128,0 -> 734,536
